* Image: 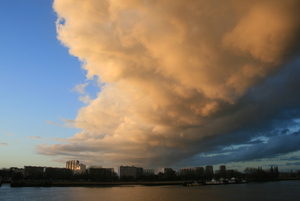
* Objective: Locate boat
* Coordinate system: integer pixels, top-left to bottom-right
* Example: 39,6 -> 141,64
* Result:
183,181 -> 203,186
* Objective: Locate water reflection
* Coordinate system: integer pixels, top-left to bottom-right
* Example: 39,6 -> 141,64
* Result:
1,181 -> 300,201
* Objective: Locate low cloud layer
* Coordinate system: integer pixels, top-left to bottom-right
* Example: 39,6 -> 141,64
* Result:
38,0 -> 300,168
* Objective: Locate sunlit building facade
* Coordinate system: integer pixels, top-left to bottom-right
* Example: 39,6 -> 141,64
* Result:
66,160 -> 86,174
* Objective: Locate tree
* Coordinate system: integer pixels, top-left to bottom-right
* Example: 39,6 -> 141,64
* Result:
12,172 -> 23,181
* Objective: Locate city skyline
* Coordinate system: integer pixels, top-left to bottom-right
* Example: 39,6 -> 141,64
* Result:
1,0 -> 300,172
0,160 -> 266,175
2,159 -> 225,175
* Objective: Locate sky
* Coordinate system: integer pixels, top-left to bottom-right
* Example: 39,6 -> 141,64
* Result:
1,0 -> 300,173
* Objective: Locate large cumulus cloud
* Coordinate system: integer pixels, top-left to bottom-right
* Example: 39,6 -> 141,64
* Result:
37,0 -> 300,168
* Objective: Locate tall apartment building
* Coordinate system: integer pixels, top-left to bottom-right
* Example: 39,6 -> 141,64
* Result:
66,160 -> 79,170
219,165 -> 226,175
66,160 -> 86,174
205,165 -> 214,176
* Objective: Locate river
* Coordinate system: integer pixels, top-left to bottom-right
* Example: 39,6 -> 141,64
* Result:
1,180 -> 299,201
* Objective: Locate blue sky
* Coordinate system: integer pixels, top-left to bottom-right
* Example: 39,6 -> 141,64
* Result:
0,0 -> 89,168
1,0 -> 300,173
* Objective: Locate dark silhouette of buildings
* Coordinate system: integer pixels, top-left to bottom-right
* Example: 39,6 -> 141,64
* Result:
21,166 -> 72,180
178,167 -> 205,180
5,159 -> 298,183
119,166 -> 143,181
88,166 -> 117,181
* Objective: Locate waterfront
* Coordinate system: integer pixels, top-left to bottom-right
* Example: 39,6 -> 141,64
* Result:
1,180 -> 299,201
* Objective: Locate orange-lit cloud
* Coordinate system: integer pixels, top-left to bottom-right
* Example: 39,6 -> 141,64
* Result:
37,0 -> 300,168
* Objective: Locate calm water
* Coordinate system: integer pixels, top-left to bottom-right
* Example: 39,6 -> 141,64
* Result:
1,180 -> 299,201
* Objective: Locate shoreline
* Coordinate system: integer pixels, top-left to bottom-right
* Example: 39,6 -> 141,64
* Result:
7,181 -> 183,187
52,181 -> 183,187
4,178 -> 300,187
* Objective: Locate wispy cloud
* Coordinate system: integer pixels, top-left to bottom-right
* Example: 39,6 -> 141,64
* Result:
46,119 -> 76,128
41,0 -> 300,168
60,118 -> 74,123
46,120 -> 61,126
53,137 -> 66,142
286,162 -> 300,166
79,95 -> 91,104
60,118 -> 76,128
26,136 -> 41,139
0,142 -> 8,146
73,83 -> 89,94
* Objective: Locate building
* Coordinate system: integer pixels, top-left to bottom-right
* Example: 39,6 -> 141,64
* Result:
10,167 -> 25,180
178,167 -> 195,175
163,168 -> 175,174
88,166 -> 116,181
178,167 -> 204,180
136,167 -> 143,178
78,163 -> 86,174
195,167 -> 205,177
24,166 -> 45,179
205,165 -> 214,177
119,166 -> 143,180
10,167 -> 25,175
66,160 -> 86,174
219,165 -> 226,176
143,169 -> 155,176
160,168 -> 177,180
44,167 -> 72,180
24,166 -> 72,180
66,160 -> 79,170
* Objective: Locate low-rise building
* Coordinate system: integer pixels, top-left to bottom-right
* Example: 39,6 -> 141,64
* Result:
119,166 -> 143,180
88,166 -> 116,181
24,166 -> 72,180
24,166 -> 45,179
143,168 -> 155,176
178,167 -> 204,180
